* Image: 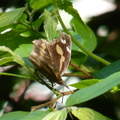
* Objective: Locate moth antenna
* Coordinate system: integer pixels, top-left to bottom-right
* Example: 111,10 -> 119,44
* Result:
61,87 -> 64,103
62,82 -> 73,94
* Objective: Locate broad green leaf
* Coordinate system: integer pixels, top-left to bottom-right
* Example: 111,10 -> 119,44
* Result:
0,57 -> 14,66
17,13 -> 27,22
0,110 -> 50,120
0,111 -> 29,120
14,44 -> 35,70
19,110 -> 50,120
66,72 -> 120,106
71,31 -> 87,65
70,79 -> 100,89
70,18 -> 97,52
43,9 -> 58,41
71,51 -> 87,66
29,0 -> 52,10
71,108 -> 112,120
42,109 -> 67,120
0,46 -> 25,66
0,8 -> 26,31
71,32 -> 84,50
32,15 -> 44,28
94,60 -> 120,79
0,27 -> 37,50
14,44 -> 33,58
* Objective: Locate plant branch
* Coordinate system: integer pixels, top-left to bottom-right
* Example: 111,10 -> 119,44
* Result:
18,22 -> 45,38
30,94 -> 62,112
63,73 -> 93,79
30,90 -> 75,112
70,62 -> 92,77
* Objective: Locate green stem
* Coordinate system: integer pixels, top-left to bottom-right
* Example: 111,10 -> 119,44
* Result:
18,22 -> 45,38
57,11 -> 110,65
0,72 -> 35,80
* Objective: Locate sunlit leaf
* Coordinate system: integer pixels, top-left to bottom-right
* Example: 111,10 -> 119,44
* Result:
14,44 -> 33,58
0,111 -> 29,120
43,9 -> 58,41
20,110 -> 50,120
66,72 -> 120,106
0,8 -> 26,31
94,60 -> 120,79
0,57 -> 14,66
70,79 -> 100,89
71,31 -> 87,65
42,108 -> 67,120
71,108 -> 112,120
70,19 -> 97,52
0,46 -> 25,66
29,0 -> 52,10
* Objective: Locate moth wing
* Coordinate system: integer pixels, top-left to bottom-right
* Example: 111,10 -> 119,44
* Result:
31,39 -> 53,65
29,39 -> 66,85
47,32 -> 71,76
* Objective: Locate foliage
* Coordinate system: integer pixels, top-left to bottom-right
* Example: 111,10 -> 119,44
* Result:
0,0 -> 120,120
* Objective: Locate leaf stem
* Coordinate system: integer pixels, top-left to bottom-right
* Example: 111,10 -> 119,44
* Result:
18,22 -> 45,38
70,62 -> 92,76
57,10 -> 111,66
0,72 -> 34,79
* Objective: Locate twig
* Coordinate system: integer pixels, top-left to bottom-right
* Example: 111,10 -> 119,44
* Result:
63,73 -> 93,79
30,94 -> 62,112
60,90 -> 77,95
30,90 -> 75,112
70,62 -> 92,78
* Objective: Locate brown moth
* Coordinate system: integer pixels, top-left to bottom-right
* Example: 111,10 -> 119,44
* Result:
29,32 -> 71,88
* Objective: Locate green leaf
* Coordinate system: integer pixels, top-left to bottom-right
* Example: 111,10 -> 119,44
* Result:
14,44 -> 33,58
94,60 -> 120,79
71,31 -> 87,65
66,72 -> 120,106
0,111 -> 29,120
71,108 -> 112,120
70,79 -> 100,89
71,32 -> 84,50
0,8 -> 26,31
19,110 -> 50,120
70,18 -> 97,52
0,72 -> 33,80
43,9 -> 58,41
42,109 -> 67,120
29,0 -> 52,10
0,29 -> 33,51
0,110 -> 50,120
0,57 -> 14,66
0,46 -> 25,66
0,27 -> 40,59
17,13 -> 27,22
71,51 -> 87,66
32,15 -> 44,28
